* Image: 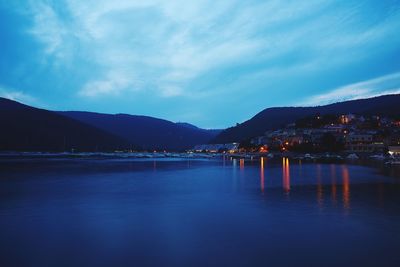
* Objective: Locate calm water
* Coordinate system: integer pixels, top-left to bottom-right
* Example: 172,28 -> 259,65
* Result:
0,157 -> 399,267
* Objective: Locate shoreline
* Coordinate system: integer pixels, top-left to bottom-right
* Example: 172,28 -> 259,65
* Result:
1,151 -> 399,177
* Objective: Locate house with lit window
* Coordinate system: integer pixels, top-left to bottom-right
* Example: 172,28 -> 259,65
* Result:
388,146 -> 400,156
345,133 -> 384,153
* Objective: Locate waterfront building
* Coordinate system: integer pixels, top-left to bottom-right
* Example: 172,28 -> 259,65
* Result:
388,146 -> 400,156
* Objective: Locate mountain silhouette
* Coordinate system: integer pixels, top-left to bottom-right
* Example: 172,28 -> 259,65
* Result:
60,111 -> 221,151
0,97 -> 132,152
0,97 -> 219,152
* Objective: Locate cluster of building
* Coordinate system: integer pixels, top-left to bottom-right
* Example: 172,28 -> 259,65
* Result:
192,143 -> 240,153
250,114 -> 400,154
193,114 -> 400,156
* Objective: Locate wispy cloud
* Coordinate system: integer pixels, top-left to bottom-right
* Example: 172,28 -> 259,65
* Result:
28,2 -> 70,61
78,70 -> 140,97
25,0 -> 400,99
303,72 -> 400,106
0,86 -> 42,107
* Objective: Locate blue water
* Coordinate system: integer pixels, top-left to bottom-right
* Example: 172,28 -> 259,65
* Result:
0,157 -> 399,267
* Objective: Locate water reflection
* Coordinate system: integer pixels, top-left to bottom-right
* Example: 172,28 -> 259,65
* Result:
378,182 -> 384,207
0,159 -> 399,267
275,160 -> 351,212
342,166 -> 351,211
239,159 -> 245,170
153,160 -> 157,171
330,165 -> 337,206
260,157 -> 265,193
298,159 -> 302,178
282,157 -> 290,193
316,165 -> 324,208
232,158 -> 238,192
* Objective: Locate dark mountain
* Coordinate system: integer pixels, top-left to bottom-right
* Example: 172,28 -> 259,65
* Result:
175,122 -> 200,130
59,111 -> 220,151
4,93 -> 396,151
176,122 -> 222,139
176,122 -> 222,135
0,97 -> 132,152
212,94 -> 400,143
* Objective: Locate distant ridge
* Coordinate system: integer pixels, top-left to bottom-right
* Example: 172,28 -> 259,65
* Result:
0,97 -> 219,152
2,94 -> 399,151
212,94 -> 400,143
175,122 -> 200,130
0,97 -> 132,152
60,111 -> 221,151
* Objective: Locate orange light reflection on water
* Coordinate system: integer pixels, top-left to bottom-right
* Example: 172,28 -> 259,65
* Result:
282,158 -> 290,193
260,157 -> 265,193
239,159 -> 245,170
330,165 -> 337,205
316,165 -> 323,208
342,166 -> 351,211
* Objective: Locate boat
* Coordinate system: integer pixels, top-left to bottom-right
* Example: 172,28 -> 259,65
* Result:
385,160 -> 400,165
304,153 -> 316,160
347,153 -> 359,160
369,154 -> 386,161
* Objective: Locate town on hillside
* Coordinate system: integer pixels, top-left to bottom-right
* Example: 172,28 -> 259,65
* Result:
192,113 -> 400,160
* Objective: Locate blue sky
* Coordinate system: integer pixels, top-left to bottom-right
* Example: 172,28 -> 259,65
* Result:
1,0 -> 400,128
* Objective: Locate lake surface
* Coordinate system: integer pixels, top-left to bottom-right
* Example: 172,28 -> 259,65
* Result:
0,157 -> 399,267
